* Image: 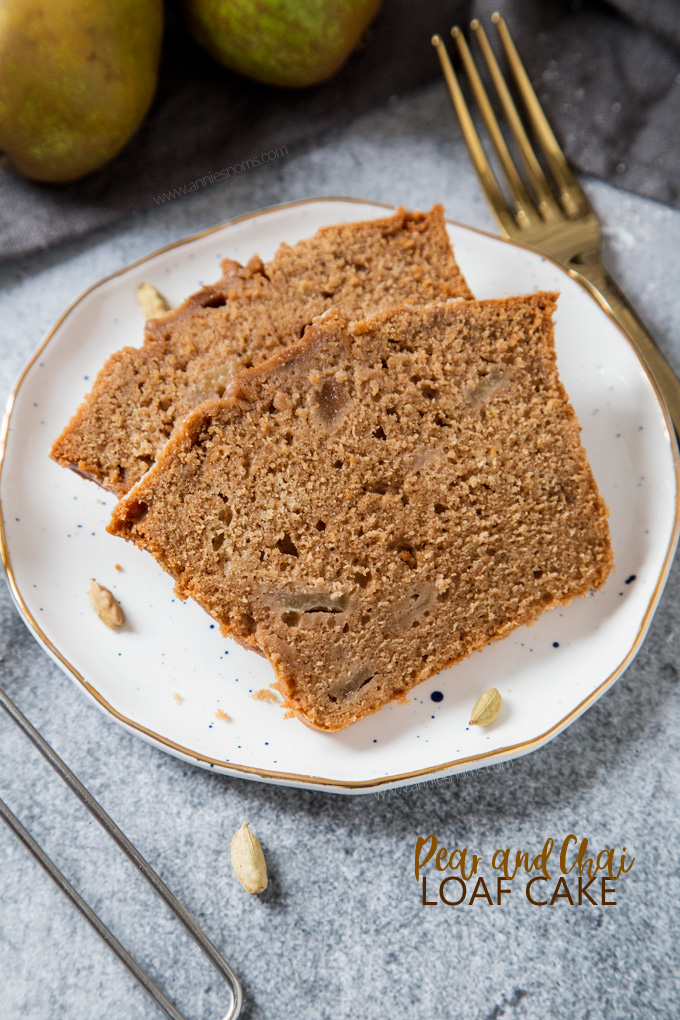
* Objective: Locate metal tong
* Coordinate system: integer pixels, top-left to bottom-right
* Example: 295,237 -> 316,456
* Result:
0,684 -> 242,1020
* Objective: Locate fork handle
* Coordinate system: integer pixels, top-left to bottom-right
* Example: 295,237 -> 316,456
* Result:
569,260 -> 680,438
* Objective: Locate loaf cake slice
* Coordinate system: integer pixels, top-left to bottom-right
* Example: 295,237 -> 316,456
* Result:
50,205 -> 472,496
108,294 -> 613,731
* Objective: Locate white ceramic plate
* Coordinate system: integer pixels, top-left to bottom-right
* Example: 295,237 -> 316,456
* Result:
1,198 -> 678,794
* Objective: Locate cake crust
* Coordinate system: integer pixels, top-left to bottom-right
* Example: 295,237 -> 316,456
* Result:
108,294 -> 613,731
50,205 -> 472,496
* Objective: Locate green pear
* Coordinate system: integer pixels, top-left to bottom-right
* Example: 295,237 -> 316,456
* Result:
0,0 -> 163,183
182,0 -> 381,88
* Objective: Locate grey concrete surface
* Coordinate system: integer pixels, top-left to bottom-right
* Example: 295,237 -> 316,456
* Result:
1,83 -> 679,1020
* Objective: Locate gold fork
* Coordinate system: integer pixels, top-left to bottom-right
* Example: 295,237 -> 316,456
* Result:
433,14 -> 680,436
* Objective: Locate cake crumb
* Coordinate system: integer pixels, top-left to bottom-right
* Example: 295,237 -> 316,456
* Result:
172,692 -> 183,705
215,708 -> 232,722
252,689 -> 279,704
115,563 -> 123,572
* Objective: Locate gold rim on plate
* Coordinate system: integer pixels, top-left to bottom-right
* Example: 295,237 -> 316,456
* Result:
1,197 -> 679,792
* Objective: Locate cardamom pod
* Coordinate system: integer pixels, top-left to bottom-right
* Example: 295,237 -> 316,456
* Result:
137,282 -> 170,320
88,578 -> 124,630
470,687 -> 502,727
231,822 -> 268,895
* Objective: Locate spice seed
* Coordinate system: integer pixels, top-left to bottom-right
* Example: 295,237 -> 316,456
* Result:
470,688 -> 502,727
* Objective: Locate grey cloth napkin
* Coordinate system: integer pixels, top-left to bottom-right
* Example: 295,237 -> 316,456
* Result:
0,0 -> 678,261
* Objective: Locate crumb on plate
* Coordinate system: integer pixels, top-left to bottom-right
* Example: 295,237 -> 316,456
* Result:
252,689 -> 279,704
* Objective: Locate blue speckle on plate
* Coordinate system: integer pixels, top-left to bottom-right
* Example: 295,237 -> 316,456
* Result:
625,574 -> 637,584
430,691 -> 444,703
553,641 -> 560,648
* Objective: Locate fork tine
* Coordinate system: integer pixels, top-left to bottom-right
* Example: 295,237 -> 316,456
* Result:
451,26 -> 538,228
432,34 -> 516,236
492,12 -> 588,217
470,19 -> 561,221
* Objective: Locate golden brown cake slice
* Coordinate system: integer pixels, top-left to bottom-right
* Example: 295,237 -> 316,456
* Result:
108,294 -> 613,731
50,205 -> 472,496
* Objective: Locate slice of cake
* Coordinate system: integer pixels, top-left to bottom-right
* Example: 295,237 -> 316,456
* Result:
50,205 -> 472,496
108,294 -> 613,731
